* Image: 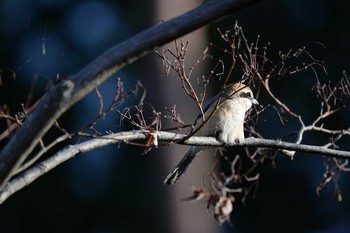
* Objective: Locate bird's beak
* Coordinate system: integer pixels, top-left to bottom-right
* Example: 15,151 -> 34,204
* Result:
249,97 -> 259,105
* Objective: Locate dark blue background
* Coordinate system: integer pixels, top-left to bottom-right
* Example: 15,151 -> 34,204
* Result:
0,0 -> 349,233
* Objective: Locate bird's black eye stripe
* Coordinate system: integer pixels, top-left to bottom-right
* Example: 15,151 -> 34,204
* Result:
240,91 -> 252,98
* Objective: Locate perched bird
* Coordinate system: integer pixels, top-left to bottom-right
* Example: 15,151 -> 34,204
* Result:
164,83 -> 258,185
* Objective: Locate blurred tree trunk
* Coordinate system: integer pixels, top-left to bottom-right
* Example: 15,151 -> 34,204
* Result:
154,1 -> 219,233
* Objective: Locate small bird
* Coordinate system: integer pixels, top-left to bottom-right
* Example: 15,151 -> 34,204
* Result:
164,83 -> 258,185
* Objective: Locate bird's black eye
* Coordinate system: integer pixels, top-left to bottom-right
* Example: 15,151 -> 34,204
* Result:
240,91 -> 252,98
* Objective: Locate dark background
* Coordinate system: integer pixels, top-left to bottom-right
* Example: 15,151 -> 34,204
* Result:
0,0 -> 350,233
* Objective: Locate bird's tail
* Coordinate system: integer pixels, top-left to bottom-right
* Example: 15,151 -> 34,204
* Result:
163,146 -> 201,185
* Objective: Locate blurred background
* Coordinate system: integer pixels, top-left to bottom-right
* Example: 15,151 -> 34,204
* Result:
0,0 -> 350,233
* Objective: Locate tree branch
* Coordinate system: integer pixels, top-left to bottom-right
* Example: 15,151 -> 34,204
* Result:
0,0 -> 263,188
0,130 -> 348,204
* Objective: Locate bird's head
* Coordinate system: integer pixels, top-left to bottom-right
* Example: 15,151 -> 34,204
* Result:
223,83 -> 259,111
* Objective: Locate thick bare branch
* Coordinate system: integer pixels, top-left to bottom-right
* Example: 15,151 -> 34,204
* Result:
0,130 -> 349,204
0,0 -> 263,189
